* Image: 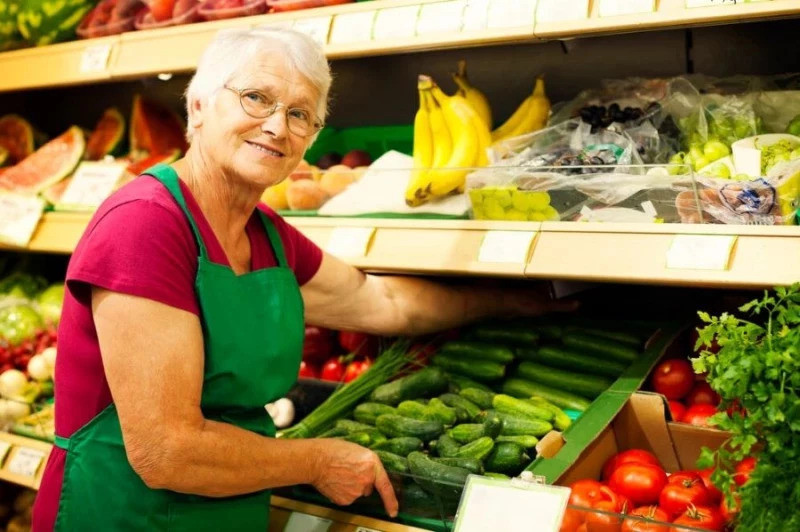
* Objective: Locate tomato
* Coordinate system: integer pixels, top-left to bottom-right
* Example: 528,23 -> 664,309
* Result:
685,382 -> 720,407
302,326 -> 336,365
697,468 -> 722,504
560,508 -> 586,532
569,479 -> 606,508
343,358 -> 372,383
338,331 -> 379,358
733,457 -> 756,487
149,0 -> 176,21
651,359 -> 695,400
320,357 -> 345,381
719,493 -> 740,524
621,506 -> 670,532
680,404 -> 718,427
608,463 -> 667,506
667,401 -> 686,421
670,505 -> 724,532
584,500 -> 623,532
298,360 -> 318,379
602,449 -> 662,481
658,473 -> 713,517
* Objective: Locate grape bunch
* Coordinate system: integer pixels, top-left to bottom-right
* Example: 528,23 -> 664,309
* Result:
578,103 -> 649,133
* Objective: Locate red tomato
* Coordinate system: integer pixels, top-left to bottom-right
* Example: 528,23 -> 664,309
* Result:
733,457 -> 756,487
608,463 -> 668,506
697,468 -> 722,504
298,360 -> 318,379
602,449 -> 662,481
667,401 -> 686,422
149,0 -> 176,21
343,358 -> 372,383
560,508 -> 586,532
320,357 -> 345,382
685,382 -> 721,407
719,493 -> 740,524
569,479 -> 606,508
670,505 -> 724,532
621,506 -> 670,532
659,474 -> 713,517
584,500 -> 623,532
338,331 -> 379,358
651,359 -> 694,400
680,404 -> 718,427
302,326 -> 336,365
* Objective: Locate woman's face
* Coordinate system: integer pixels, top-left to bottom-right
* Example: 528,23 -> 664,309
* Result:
192,52 -> 321,189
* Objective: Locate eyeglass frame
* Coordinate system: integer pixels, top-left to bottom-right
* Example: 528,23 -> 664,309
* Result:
222,85 -> 324,138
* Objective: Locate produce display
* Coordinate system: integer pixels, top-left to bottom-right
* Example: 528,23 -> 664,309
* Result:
298,325 -> 380,382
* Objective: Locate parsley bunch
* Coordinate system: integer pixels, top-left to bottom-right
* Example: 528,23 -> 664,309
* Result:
693,284 -> 800,531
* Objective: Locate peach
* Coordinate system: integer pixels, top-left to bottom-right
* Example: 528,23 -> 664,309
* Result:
288,160 -> 315,181
261,179 -> 289,210
320,164 -> 357,196
287,179 -> 329,210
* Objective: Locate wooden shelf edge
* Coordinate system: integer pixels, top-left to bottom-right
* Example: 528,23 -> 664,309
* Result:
0,432 -> 52,490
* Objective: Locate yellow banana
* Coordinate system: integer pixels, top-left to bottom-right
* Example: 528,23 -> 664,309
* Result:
429,84 -> 479,197
425,90 -> 453,168
491,95 -> 533,143
406,81 -> 434,206
452,60 -> 492,129
506,77 -> 550,139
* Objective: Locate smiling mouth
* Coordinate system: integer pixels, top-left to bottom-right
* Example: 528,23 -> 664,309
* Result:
246,141 -> 285,157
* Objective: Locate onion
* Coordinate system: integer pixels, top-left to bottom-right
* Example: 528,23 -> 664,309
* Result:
41,347 -> 57,373
265,398 -> 295,429
0,399 -> 29,422
27,355 -> 50,382
0,370 -> 28,400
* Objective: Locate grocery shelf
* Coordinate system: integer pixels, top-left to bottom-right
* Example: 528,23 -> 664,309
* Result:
0,432 -> 52,490
270,496 -> 430,532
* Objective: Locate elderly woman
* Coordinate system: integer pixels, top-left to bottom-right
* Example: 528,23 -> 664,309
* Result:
33,28 -> 572,530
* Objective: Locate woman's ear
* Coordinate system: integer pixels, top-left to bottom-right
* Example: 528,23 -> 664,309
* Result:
187,96 -> 204,131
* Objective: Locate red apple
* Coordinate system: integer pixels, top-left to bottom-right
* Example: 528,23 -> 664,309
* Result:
341,149 -> 371,168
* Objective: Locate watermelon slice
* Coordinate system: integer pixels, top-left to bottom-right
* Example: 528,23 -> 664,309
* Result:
86,108 -> 126,160
0,126 -> 85,195
0,114 -> 34,164
125,149 -> 180,176
130,95 -> 188,157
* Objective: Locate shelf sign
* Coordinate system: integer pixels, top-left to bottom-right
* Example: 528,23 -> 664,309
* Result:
326,226 -> 376,258
0,441 -> 11,466
416,0 -> 466,35
283,512 -> 331,532
7,447 -> 45,478
453,474 -> 571,531
666,234 -> 738,270
536,0 -> 590,23
478,230 -> 536,264
598,0 -> 656,17
463,0 -> 491,31
686,0 -> 766,7
291,16 -> 333,46
487,0 -> 536,30
372,5 -> 420,41
329,11 -> 377,45
0,194 -> 45,248
57,161 -> 127,211
80,43 -> 112,74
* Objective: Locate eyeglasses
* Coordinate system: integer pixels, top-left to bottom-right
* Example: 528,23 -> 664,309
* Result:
223,85 -> 323,138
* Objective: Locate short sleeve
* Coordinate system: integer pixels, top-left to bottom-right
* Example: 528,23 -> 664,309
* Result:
261,206 -> 323,286
67,199 -> 200,315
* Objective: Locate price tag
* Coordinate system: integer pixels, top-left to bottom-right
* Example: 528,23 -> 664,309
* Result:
685,0 -> 741,7
453,475 -> 570,531
7,447 -> 45,478
598,0 -> 655,16
58,161 -> 127,211
478,230 -> 536,264
329,11 -> 377,45
487,0 -> 536,29
326,226 -> 375,258
80,43 -> 112,74
283,512 -> 332,532
257,19 -> 295,30
666,234 -> 738,270
416,1 -> 466,36
354,528 -> 381,532
0,441 -> 11,466
291,16 -> 333,46
463,0 -> 491,31
536,0 -> 590,23
372,5 -> 420,41
0,194 -> 45,247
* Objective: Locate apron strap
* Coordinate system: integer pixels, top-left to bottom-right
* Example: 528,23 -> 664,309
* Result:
147,164 -> 209,260
54,434 -> 70,450
257,210 -> 289,269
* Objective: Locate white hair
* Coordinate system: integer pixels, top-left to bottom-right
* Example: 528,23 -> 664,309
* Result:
185,27 -> 332,141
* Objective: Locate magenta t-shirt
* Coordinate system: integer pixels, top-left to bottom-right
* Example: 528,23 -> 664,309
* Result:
32,174 -> 323,531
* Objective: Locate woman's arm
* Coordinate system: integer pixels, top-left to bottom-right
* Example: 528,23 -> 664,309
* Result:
301,253 -> 576,335
92,288 -> 397,515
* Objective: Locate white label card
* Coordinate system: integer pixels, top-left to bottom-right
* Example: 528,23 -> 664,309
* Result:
416,1 -> 466,35
0,194 -> 45,247
58,162 -> 127,210
454,475 -> 570,532
536,0 -> 590,23
373,5 -> 420,41
686,0 -> 767,7
7,447 -> 45,478
666,234 -> 737,270
283,512 -> 332,532
80,44 -> 112,74
463,0 -> 491,31
326,227 -> 376,258
354,528 -> 381,532
598,0 -> 656,16
487,0 -> 536,29
0,441 -> 11,466
329,11 -> 377,45
291,16 -> 333,46
478,230 -> 536,264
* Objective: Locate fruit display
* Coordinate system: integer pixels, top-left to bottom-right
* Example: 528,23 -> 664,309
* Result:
16,0 -> 96,46
0,0 -> 24,52
199,0 -> 267,21
85,107 -> 126,161
134,0 -> 203,29
0,126 -> 85,195
76,0 -> 145,38
648,356 -> 722,428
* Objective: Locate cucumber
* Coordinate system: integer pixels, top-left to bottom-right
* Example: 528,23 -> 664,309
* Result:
432,457 -> 484,474
371,437 -> 424,456
370,367 -> 448,405
439,341 -> 515,364
375,450 -> 409,474
341,432 -> 373,446
448,424 -> 485,444
397,400 -> 430,420
376,414 -> 444,441
453,436 -> 495,461
319,426 -> 348,438
408,451 -> 470,501
435,434 -> 461,458
465,324 -> 540,347
562,332 -> 639,363
526,397 -> 572,431
335,419 -> 375,434
518,345 -> 627,378
484,472 -> 510,480
354,403 -> 398,425
496,435 -> 539,448
485,442 -> 529,476
567,326 -> 643,346
401,483 -> 440,517
517,362 -> 612,399
427,398 -> 457,426
493,394 -> 554,422
531,323 -> 563,341
438,393 -> 481,422
459,388 -> 496,410
445,373 -> 493,393
482,411 -> 503,439
502,378 -> 592,412
490,410 -> 553,437
431,354 -> 505,382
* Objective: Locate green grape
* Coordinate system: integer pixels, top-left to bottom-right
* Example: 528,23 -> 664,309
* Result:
703,140 -> 731,162
504,209 -> 527,221
699,162 -> 731,179
494,188 -> 513,208
511,190 -> 532,212
683,153 -> 695,170
693,156 -> 710,171
689,146 -> 705,161
529,192 -> 551,211
528,212 -> 547,221
734,120 -> 753,139
472,205 -> 487,220
541,206 -> 560,221
483,198 -> 504,219
468,189 -> 484,206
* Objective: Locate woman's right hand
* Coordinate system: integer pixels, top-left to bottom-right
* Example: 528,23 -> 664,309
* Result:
312,439 -> 399,517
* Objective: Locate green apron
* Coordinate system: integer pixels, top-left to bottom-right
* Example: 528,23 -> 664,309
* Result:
53,163 -> 304,530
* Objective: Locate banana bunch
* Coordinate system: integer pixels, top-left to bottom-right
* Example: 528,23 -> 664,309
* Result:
406,75 -> 491,207
491,76 -> 551,144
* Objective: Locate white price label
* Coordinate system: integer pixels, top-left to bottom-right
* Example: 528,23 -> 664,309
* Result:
487,0 -> 536,29
0,194 -> 45,247
373,5 -> 420,41
0,441 -> 11,466
354,528 -> 381,532
686,0 -> 756,7
326,227 -> 375,258
598,0 -> 656,16
7,448 -> 45,478
666,234 -> 737,270
463,0 -> 491,31
58,161 -> 127,210
416,1 -> 466,35
329,11 -> 377,45
80,44 -> 112,74
478,230 -> 536,264
284,512 -> 332,532
291,16 -> 333,46
536,0 -> 590,23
